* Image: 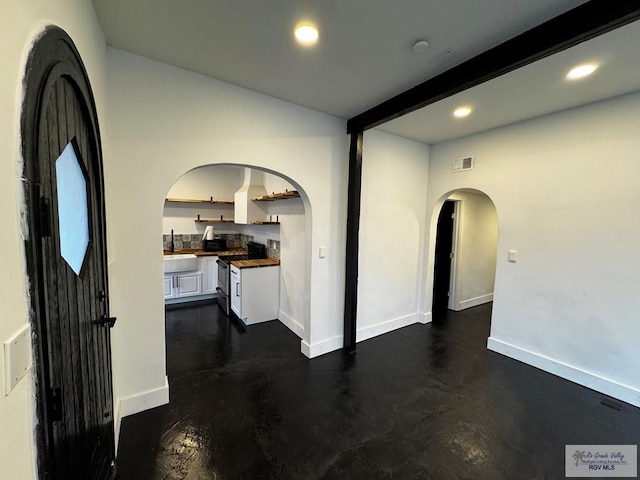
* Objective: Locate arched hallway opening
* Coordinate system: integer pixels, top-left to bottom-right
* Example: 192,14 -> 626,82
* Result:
430,190 -> 498,333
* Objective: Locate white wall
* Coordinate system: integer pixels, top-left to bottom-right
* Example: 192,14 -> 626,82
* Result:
105,47 -> 348,428
357,129 -> 431,340
447,191 -> 498,310
264,171 -> 297,195
163,165 -> 243,234
260,172 -> 308,336
426,91 -> 640,407
0,1 -> 108,477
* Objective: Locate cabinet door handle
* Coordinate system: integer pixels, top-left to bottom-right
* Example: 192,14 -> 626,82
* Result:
236,283 -> 239,297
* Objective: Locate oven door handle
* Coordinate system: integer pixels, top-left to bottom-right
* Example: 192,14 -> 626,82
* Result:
216,287 -> 226,297
216,259 -> 227,268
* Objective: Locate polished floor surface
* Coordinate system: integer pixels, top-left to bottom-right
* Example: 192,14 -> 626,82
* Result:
117,303 -> 640,479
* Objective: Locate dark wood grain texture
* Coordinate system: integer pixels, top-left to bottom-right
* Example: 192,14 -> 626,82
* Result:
21,26 -> 115,480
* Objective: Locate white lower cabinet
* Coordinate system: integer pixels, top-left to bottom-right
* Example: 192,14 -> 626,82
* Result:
230,265 -> 280,325
201,256 -> 218,295
175,271 -> 202,297
164,256 -> 218,304
164,272 -> 202,300
163,275 -> 174,299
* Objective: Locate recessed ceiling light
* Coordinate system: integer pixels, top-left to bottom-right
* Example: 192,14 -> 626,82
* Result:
294,24 -> 319,46
566,63 -> 598,80
453,106 -> 472,118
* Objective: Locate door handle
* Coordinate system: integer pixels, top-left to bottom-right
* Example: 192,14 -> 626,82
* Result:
97,315 -> 117,328
236,283 -> 239,296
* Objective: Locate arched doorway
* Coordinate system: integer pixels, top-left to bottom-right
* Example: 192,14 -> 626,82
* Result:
161,164 -> 311,343
431,189 -> 499,327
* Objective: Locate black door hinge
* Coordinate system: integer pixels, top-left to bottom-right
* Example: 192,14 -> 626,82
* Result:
49,386 -> 63,422
39,196 -> 52,238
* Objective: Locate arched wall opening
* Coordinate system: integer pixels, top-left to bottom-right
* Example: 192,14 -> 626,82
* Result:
425,188 -> 499,333
161,163 -> 313,344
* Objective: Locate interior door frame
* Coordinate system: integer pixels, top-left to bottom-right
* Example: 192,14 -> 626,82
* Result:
21,25 -> 113,478
447,199 -> 461,311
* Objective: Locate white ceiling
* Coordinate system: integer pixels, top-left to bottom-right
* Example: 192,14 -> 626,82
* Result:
92,0 -> 589,121
93,1 -> 640,144
380,19 -> 640,144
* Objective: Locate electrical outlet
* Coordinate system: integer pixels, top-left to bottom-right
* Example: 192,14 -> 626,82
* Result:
4,324 -> 31,396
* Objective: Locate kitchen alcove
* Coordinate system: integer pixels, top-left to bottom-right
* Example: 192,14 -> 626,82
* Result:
162,163 -> 311,349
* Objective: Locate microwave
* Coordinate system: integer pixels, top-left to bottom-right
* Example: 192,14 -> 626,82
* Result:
204,238 -> 227,252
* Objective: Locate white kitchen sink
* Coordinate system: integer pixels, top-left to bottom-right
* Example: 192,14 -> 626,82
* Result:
163,254 -> 198,273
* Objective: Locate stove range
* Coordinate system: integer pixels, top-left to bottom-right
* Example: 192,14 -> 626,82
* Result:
216,242 -> 266,315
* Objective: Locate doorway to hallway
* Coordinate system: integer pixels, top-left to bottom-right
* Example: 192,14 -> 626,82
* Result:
432,200 -> 456,316
431,190 -> 498,328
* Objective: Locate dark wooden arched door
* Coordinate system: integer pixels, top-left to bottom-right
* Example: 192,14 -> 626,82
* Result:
22,27 -> 116,479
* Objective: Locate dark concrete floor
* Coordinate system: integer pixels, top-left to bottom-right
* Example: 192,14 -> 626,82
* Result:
116,303 -> 640,479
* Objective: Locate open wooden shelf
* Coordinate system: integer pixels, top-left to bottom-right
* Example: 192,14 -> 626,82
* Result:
251,190 -> 300,202
195,219 -> 235,223
166,197 -> 234,205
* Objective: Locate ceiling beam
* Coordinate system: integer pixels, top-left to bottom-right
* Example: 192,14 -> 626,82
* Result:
347,0 -> 640,134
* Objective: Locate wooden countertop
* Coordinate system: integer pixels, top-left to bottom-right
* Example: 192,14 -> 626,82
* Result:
230,258 -> 280,269
163,248 -> 247,257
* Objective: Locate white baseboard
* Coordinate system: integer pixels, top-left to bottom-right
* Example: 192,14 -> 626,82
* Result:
356,313 -> 417,343
165,294 -> 216,306
488,337 -> 640,408
301,336 -> 343,358
278,310 -> 304,339
457,293 -> 493,311
300,313 -> 426,359
116,376 -> 170,431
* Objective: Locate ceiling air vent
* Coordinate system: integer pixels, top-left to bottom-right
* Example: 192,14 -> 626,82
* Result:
452,155 -> 474,173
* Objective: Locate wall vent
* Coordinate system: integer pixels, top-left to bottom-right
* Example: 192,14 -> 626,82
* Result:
452,155 -> 474,173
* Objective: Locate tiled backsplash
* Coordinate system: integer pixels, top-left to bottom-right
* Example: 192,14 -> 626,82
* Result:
162,233 -> 202,251
163,233 -> 280,258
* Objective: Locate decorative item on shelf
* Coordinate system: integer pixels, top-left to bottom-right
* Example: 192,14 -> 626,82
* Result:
251,190 -> 300,202
252,214 -> 280,225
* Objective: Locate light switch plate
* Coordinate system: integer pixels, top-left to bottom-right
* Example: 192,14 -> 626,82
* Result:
319,246 -> 326,258
4,324 -> 31,396
508,250 -> 517,262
